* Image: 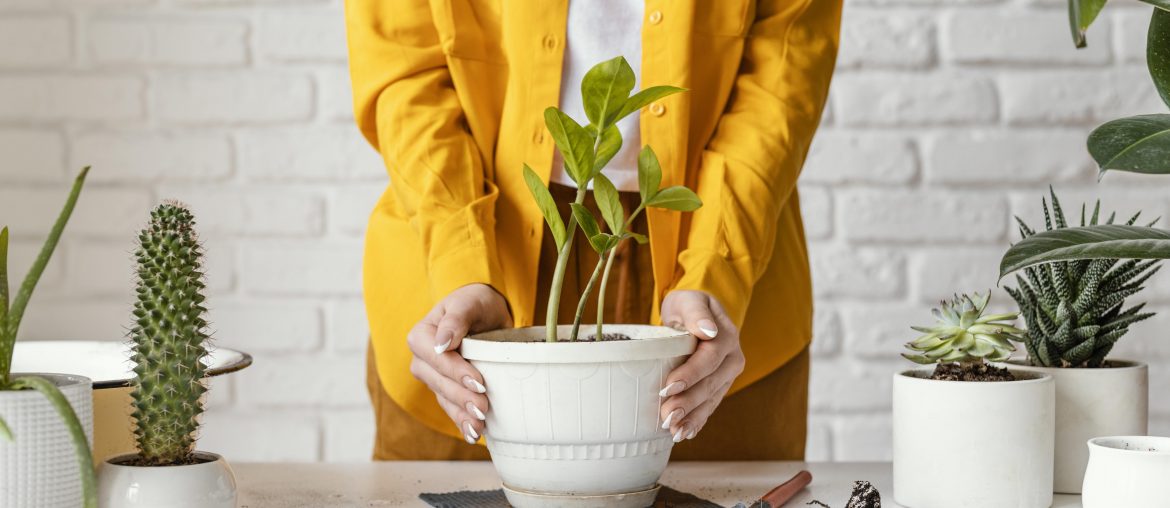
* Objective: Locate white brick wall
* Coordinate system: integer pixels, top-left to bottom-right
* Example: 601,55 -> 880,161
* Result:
2,0 -> 1169,463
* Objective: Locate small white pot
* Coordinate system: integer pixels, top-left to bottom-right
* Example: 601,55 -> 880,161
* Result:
98,451 -> 236,508
1082,435 -> 1170,507
461,325 -> 695,508
892,368 -> 1054,508
1008,359 -> 1148,494
0,373 -> 93,508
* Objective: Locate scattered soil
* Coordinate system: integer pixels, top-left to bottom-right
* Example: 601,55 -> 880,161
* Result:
807,480 -> 882,508
110,452 -> 217,467
581,333 -> 632,342
930,362 -> 1015,382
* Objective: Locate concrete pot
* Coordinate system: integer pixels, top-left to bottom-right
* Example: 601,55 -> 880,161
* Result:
98,451 -> 236,508
1083,435 -> 1170,508
1008,359 -> 1148,494
461,325 -> 695,508
0,373 -> 93,508
893,368 -> 1054,508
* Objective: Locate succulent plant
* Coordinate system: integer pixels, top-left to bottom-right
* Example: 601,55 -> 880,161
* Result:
1006,190 -> 1159,368
128,202 -> 210,466
903,292 -> 1023,366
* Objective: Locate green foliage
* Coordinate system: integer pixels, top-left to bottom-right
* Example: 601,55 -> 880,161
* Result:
1068,0 -> 1108,48
581,56 -> 636,128
129,202 -> 211,465
1005,192 -> 1158,368
903,292 -> 1023,366
544,108 -> 595,185
593,174 -> 624,235
1088,114 -> 1170,175
524,164 -> 566,250
1151,7 -> 1170,108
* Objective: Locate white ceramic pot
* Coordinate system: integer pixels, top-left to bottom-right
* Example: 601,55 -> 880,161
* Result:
892,368 -> 1054,508
98,451 -> 236,508
1082,435 -> 1170,507
461,324 -> 695,508
1008,359 -> 1148,494
0,373 -> 93,508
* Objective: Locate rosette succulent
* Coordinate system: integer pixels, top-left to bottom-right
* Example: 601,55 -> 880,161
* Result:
903,292 -> 1024,366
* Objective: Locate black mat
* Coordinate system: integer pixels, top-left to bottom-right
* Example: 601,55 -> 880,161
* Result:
420,485 -> 723,507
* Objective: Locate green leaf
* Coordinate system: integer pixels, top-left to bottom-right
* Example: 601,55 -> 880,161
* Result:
1150,6 -> 1170,108
615,85 -> 686,122
592,124 -> 623,176
1068,0 -> 1108,48
625,231 -> 649,244
0,226 -> 8,326
1088,114 -> 1170,175
1139,1 -> 1170,11
523,165 -> 567,251
637,146 -> 663,204
588,233 -> 619,254
581,56 -> 636,129
999,224 -> 1170,277
570,203 -> 601,243
544,108 -> 595,185
0,414 -> 10,441
11,375 -> 97,508
593,174 -> 624,235
646,186 -> 702,212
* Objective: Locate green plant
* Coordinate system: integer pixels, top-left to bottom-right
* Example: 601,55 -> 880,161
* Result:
1006,191 -> 1159,367
903,292 -> 1023,367
128,202 -> 210,465
524,56 -> 701,342
0,167 -> 96,508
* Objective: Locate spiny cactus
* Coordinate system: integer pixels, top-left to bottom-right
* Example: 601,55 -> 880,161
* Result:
1006,189 -> 1159,368
128,202 -> 210,466
904,292 -> 1024,366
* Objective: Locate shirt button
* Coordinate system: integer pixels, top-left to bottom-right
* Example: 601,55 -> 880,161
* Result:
648,10 -> 663,25
542,35 -> 558,50
533,129 -> 545,144
650,102 -> 666,116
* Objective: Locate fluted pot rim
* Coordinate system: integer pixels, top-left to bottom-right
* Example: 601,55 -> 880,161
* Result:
462,325 -> 695,364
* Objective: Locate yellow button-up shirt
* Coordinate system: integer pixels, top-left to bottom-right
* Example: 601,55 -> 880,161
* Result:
346,0 -> 842,441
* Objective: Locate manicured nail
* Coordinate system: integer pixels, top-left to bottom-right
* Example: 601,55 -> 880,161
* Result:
468,402 -> 486,421
698,320 -> 718,338
659,381 -> 685,398
463,376 -> 487,394
465,421 -> 479,440
686,429 -> 696,440
465,433 -> 476,444
434,339 -> 451,354
673,429 -> 685,443
661,409 -> 681,430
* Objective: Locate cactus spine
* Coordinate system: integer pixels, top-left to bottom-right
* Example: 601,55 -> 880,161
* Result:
129,202 -> 210,465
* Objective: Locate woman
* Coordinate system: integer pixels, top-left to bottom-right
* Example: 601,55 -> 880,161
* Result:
345,0 -> 841,460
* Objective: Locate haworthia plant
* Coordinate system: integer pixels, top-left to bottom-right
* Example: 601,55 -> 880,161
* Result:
129,202 -> 211,465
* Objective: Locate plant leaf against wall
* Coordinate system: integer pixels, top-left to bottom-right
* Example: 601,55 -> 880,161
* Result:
593,174 -> 624,235
1068,0 -> 1108,48
0,226 -> 8,326
593,125 -> 622,176
581,56 -> 635,129
1000,224 -> 1170,277
523,165 -> 567,250
646,186 -> 703,212
544,108 -> 595,185
1150,6 -> 1170,108
1088,114 -> 1170,175
637,146 -> 663,204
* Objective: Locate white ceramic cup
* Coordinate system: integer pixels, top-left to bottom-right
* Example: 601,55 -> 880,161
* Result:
1082,436 -> 1170,508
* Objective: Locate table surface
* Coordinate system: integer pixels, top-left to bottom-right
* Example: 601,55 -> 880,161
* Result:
234,461 -> 1082,508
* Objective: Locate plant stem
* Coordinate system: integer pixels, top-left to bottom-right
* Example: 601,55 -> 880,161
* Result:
595,251 -> 617,341
546,188 -> 589,342
570,250 -> 609,341
11,375 -> 96,508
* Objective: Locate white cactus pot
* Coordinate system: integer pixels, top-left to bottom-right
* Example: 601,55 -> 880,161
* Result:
98,451 -> 237,508
1008,359 -> 1148,494
0,373 -> 94,508
461,325 -> 695,508
893,368 -> 1054,508
1082,435 -> 1170,508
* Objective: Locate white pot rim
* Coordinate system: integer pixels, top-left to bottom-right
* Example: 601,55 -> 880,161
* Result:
462,325 -> 695,363
896,367 -> 1051,385
104,451 -> 226,468
0,373 -> 92,401
1088,436 -> 1170,456
1005,358 -> 1147,370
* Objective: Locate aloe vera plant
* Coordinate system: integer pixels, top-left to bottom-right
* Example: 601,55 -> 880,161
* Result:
0,167 -> 96,508
524,56 -> 701,342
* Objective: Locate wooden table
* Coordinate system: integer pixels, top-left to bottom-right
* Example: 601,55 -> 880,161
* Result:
234,461 -> 1083,507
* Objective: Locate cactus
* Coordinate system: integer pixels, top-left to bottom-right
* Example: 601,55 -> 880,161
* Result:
128,202 -> 210,465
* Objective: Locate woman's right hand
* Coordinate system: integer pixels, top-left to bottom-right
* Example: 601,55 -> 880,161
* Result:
407,283 -> 512,443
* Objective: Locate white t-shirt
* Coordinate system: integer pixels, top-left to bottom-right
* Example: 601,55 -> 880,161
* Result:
551,0 -> 644,192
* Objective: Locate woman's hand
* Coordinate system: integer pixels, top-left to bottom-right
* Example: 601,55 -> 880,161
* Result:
406,283 -> 512,443
658,290 -> 746,442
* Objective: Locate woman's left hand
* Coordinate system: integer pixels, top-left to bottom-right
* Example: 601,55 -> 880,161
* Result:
658,290 -> 746,442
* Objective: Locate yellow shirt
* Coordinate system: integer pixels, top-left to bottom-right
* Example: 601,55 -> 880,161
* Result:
346,0 -> 842,441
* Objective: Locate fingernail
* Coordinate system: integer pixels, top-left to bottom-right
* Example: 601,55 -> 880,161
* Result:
659,381 -> 685,398
465,421 -> 479,440
661,409 -> 681,430
673,429 -> 685,443
465,433 -> 476,444
698,320 -> 718,338
463,376 -> 487,394
468,402 -> 486,421
434,339 -> 451,354
686,429 -> 696,440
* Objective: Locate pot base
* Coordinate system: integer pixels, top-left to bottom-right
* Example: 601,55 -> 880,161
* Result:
502,483 -> 660,508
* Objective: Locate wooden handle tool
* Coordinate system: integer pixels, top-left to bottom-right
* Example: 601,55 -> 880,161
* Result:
754,470 -> 813,507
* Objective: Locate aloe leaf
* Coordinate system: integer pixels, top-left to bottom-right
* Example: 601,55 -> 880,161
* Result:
523,165 -> 566,250
1068,0 -> 1108,48
1150,5 -> 1170,108
1088,114 -> 1170,175
1000,224 -> 1170,277
0,226 -> 8,325
580,56 -> 636,129
11,375 -> 96,508
592,174 -> 624,235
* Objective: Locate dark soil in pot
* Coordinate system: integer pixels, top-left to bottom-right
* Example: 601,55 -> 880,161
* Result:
109,451 -> 219,467
930,363 -> 1014,382
581,333 -> 632,341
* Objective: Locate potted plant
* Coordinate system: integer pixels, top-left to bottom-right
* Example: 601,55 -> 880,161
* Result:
1003,190 -> 1156,494
892,292 -> 1054,508
97,203 -> 236,508
459,56 -> 702,508
0,167 -> 97,508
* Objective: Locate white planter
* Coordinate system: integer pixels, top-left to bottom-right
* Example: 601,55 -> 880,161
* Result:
893,368 -> 1054,508
0,373 -> 93,508
1082,435 -> 1170,508
461,324 -> 695,508
98,451 -> 236,508
1008,359 -> 1148,494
